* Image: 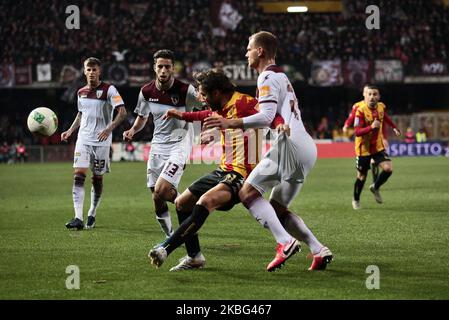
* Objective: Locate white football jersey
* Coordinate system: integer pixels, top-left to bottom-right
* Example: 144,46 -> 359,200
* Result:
257,65 -> 307,144
134,79 -> 200,154
77,82 -> 124,146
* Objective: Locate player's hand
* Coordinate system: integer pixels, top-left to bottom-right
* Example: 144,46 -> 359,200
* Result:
393,128 -> 401,136
123,128 -> 135,141
371,120 -> 381,129
276,124 -> 291,136
163,109 -> 182,120
200,128 -> 217,144
98,128 -> 112,142
61,131 -> 71,142
342,125 -> 348,134
204,115 -> 229,130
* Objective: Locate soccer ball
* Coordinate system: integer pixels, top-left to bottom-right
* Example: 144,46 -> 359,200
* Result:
27,107 -> 58,136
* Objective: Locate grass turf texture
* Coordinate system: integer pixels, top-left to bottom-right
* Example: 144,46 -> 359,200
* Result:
0,157 -> 448,299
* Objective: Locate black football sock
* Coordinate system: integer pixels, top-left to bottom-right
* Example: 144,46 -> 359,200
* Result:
177,209 -> 201,258
371,165 -> 379,184
374,171 -> 392,190
353,178 -> 366,201
162,205 -> 209,256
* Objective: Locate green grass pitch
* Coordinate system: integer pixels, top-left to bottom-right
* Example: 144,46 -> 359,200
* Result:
0,157 -> 448,299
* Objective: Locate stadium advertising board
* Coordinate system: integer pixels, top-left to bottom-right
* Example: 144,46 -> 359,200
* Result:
388,142 -> 449,157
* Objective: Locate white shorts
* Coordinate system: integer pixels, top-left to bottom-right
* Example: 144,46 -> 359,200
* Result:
74,142 -> 111,175
246,132 -> 317,207
146,150 -> 186,189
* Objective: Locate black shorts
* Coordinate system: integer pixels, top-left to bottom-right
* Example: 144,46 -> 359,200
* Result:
356,150 -> 391,174
188,169 -> 244,211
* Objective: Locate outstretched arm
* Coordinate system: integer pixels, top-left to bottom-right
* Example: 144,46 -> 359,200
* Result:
61,112 -> 82,142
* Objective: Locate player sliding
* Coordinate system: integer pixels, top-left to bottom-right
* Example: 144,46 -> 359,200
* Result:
148,69 -> 299,272
204,31 -> 332,270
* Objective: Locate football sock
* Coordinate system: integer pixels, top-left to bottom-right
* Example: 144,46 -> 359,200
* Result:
247,197 -> 292,245
88,175 -> 103,217
371,165 -> 379,183
73,172 -> 86,221
163,204 -> 209,256
353,178 -> 365,201
280,212 -> 323,254
374,170 -> 392,190
156,204 -> 172,237
177,209 -> 201,258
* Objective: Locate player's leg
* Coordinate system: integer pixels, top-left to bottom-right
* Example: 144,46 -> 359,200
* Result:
146,153 -> 171,237
86,146 -> 110,229
149,174 -> 234,268
66,143 -> 89,230
240,161 -> 300,271
353,156 -> 370,209
370,152 -> 393,203
169,189 -> 205,271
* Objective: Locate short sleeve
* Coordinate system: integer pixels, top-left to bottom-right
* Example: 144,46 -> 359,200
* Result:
107,85 -> 125,109
134,90 -> 151,117
257,72 -> 281,105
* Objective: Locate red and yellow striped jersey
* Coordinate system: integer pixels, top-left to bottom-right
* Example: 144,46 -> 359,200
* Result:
218,92 -> 263,178
354,102 -> 387,156
182,91 -> 265,178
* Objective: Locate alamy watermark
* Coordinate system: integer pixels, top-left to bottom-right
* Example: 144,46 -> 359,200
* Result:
65,265 -> 80,289
365,265 -> 380,289
66,5 -> 80,29
365,5 -> 380,30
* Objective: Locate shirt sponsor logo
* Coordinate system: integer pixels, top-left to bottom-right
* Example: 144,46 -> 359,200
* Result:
259,85 -> 270,97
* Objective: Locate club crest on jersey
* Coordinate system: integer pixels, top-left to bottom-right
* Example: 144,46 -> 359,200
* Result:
96,90 -> 103,99
170,94 -> 179,105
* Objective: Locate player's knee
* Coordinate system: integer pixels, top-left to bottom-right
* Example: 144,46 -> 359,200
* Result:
73,172 -> 86,187
269,199 -> 289,222
92,175 -> 103,193
239,185 -> 260,208
154,184 -> 175,202
197,195 -> 215,212
383,167 -> 393,173
357,172 -> 367,181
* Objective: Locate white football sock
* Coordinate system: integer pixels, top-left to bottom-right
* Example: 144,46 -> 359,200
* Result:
248,197 -> 292,244
73,183 -> 85,221
156,211 -> 173,237
88,186 -> 102,217
282,212 -> 323,254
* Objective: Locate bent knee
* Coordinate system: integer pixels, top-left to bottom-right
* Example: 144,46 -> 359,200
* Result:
239,184 -> 261,208
154,185 -> 175,202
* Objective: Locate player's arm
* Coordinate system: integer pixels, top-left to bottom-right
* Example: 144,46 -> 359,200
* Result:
98,105 -> 127,142
61,111 -> 82,142
343,106 -> 357,133
203,102 -> 277,130
98,86 -> 127,142
354,110 -> 380,136
123,115 -> 148,141
383,112 -> 401,136
163,109 -> 213,122
123,89 -> 151,141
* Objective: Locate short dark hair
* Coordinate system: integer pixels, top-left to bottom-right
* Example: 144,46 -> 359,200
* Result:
249,31 -> 278,59
153,49 -> 175,64
365,84 -> 380,91
194,69 -> 235,95
84,57 -> 101,67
